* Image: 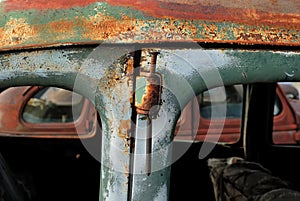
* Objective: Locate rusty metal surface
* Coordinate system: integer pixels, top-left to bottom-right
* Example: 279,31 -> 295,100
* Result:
135,72 -> 162,116
0,45 -> 299,200
0,0 -> 299,51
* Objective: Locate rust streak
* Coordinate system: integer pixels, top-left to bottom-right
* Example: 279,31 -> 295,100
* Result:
3,0 -> 299,29
118,119 -> 131,154
107,0 -> 300,29
0,9 -> 299,49
81,13 -> 134,41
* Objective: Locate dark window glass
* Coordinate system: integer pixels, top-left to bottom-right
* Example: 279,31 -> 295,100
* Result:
200,85 -> 243,119
23,87 -> 84,123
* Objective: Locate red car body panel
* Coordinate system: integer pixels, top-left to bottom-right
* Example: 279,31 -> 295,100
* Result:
0,86 -> 97,138
0,84 -> 299,144
175,84 -> 300,144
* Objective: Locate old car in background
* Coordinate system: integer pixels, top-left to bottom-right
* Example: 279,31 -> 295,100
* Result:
280,83 -> 300,100
0,86 -> 97,138
0,83 -> 300,200
176,83 -> 300,144
0,86 -> 101,201
1,83 -> 300,145
0,0 -> 299,201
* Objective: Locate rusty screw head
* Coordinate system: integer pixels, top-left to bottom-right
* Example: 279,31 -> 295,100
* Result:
149,51 -> 160,74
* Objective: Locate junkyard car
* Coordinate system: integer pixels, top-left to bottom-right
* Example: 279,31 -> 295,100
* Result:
0,0 -> 300,201
1,84 -> 299,145
1,83 -> 299,200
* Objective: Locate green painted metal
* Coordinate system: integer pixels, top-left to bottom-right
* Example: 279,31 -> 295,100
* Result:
0,45 -> 299,200
0,1 -> 299,200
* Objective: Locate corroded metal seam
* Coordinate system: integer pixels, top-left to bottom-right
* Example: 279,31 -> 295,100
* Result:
0,1 -> 299,51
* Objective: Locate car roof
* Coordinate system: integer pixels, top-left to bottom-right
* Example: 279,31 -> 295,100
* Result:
0,0 -> 299,51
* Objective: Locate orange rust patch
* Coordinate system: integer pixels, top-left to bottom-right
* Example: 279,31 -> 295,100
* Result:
0,9 -> 299,49
118,119 -> 131,154
0,18 -> 35,47
136,83 -> 160,115
126,57 -> 134,75
200,23 -> 220,40
232,26 -> 298,44
81,13 -> 135,41
48,20 -> 76,40
107,0 -> 300,29
118,120 -> 131,138
93,18 -> 198,43
0,29 -> 3,44
49,20 -> 74,33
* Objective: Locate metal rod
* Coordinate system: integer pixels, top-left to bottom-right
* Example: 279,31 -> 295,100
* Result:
128,50 -> 141,201
146,115 -> 152,176
149,52 -> 159,74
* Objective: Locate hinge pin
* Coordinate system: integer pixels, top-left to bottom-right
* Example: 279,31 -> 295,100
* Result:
134,50 -> 161,176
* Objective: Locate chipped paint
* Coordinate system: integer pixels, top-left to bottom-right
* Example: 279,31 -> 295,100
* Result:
0,18 -> 34,47
3,0 -> 98,11
106,0 -> 300,27
0,1 -> 299,51
93,52 -> 133,200
0,45 -> 300,201
118,119 -> 131,154
135,73 -> 162,118
154,183 -> 167,201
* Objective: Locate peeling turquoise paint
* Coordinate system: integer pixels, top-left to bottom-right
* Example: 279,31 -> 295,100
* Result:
0,45 -> 299,201
0,1 -> 299,50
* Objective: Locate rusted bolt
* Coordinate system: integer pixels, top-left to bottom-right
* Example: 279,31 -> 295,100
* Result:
149,52 -> 160,74
135,50 -> 162,119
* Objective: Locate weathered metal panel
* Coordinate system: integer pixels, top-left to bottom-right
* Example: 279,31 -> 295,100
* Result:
0,45 -> 299,200
0,1 -> 299,200
0,0 -> 299,51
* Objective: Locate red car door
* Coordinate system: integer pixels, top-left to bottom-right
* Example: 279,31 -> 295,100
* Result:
175,84 -> 299,144
0,86 -> 97,138
175,85 -> 243,143
273,85 -> 298,144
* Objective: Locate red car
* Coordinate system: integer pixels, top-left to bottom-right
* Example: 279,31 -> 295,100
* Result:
0,86 -> 98,138
0,83 -> 299,145
176,83 -> 300,144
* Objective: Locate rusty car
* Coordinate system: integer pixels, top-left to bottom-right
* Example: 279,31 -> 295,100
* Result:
0,0 -> 300,201
0,82 -> 300,200
0,83 -> 300,144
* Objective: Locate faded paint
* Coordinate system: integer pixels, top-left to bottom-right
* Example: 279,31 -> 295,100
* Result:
94,52 -> 133,200
3,0 -> 98,11
154,183 -> 167,201
0,1 -> 299,51
106,0 -> 300,29
118,119 -> 131,154
0,45 -> 300,200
